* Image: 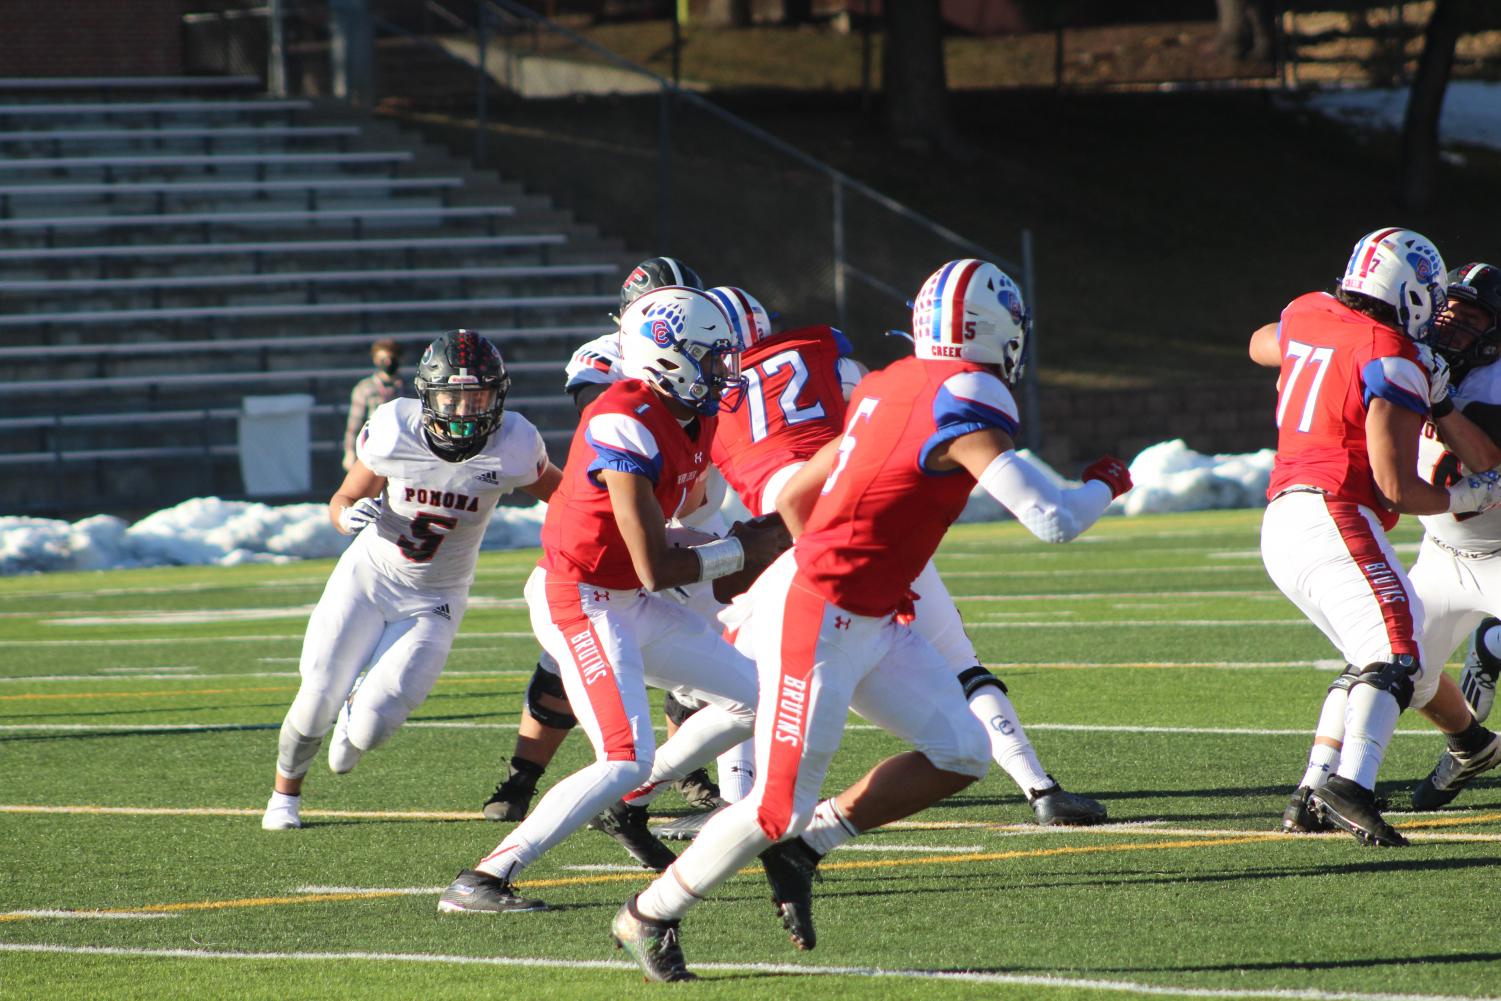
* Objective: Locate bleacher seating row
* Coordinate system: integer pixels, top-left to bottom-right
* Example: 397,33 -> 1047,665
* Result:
0,75 -> 627,515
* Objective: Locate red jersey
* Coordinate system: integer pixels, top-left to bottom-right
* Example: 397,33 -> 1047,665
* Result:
1266,292 -> 1430,530
795,356 -> 1020,617
540,379 -> 716,588
712,325 -> 851,516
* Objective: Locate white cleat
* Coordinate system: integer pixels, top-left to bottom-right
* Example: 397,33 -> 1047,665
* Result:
262,792 -> 302,831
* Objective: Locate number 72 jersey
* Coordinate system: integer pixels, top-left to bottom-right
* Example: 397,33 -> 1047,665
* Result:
711,325 -> 854,516
1266,291 -> 1431,530
356,397 -> 548,590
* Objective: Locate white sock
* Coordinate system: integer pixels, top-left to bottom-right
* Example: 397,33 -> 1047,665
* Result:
636,800 -> 769,922
966,687 -> 1051,793
1337,685 -> 1401,791
1299,687 -> 1348,789
478,759 -> 645,881
798,798 -> 859,858
267,791 -> 299,807
716,739 -> 755,803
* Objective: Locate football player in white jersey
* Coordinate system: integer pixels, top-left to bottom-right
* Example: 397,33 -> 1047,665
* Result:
1280,264 -> 1501,833
262,330 -> 562,831
481,257 -> 757,829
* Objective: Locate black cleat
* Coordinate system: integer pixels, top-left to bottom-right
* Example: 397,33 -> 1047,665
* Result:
1310,776 -> 1408,847
759,837 -> 822,951
1282,785 -> 1334,833
437,869 -> 547,913
673,768 -> 725,812
612,895 -> 697,982
1412,731 -> 1501,811
595,801 -> 678,871
482,770 -> 539,822
1028,783 -> 1108,826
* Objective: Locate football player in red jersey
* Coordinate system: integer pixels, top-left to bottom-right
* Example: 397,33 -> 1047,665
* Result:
436,288 -> 786,913
710,284 -> 1109,827
1249,229 -> 1501,846
611,260 -> 1133,982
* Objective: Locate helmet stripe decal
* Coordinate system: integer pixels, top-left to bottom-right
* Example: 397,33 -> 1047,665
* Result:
945,260 -> 981,345
728,287 -> 758,344
1357,227 -> 1403,280
930,260 -> 960,344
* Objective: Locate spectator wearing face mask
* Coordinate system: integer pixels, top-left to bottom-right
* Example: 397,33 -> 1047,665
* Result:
343,339 -> 406,471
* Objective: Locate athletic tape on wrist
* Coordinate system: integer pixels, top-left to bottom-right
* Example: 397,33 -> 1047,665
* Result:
692,537 -> 745,581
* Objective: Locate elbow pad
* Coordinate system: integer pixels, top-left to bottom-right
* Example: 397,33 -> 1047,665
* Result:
977,451 -> 1112,544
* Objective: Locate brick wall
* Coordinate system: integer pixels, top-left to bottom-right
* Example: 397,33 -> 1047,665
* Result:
0,0 -> 182,77
1034,379 -> 1278,469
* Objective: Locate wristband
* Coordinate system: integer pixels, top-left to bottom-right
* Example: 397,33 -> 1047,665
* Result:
691,537 -> 745,581
1431,395 -> 1455,419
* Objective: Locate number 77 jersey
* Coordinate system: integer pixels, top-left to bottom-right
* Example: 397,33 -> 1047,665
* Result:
1266,291 -> 1431,530
711,325 -> 853,516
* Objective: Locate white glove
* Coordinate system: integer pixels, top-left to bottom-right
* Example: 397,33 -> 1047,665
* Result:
338,496 -> 383,535
1447,469 -> 1501,515
1417,343 -> 1453,408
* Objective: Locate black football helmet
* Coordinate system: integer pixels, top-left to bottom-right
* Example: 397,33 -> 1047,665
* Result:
1432,262 -> 1501,381
414,330 -> 509,461
619,256 -> 703,314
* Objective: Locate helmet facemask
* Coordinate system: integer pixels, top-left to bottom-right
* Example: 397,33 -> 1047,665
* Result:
1431,263 -> 1501,382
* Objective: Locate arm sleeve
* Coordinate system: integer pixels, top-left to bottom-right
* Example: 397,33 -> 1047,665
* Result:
977,450 -> 1113,544
1361,356 -> 1430,415
583,411 -> 663,486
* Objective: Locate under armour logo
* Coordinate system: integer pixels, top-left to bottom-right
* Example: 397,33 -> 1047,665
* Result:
592,590 -> 609,602
833,616 -> 850,630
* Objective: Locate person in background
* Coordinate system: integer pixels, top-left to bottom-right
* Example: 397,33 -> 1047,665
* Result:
344,338 -> 406,471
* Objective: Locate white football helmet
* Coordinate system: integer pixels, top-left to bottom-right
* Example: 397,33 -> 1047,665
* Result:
706,286 -> 773,348
619,286 -> 746,415
1340,227 -> 1447,340
911,259 -> 1030,383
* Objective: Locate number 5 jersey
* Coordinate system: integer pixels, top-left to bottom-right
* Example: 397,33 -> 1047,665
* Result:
1266,291 -> 1431,530
355,397 -> 549,589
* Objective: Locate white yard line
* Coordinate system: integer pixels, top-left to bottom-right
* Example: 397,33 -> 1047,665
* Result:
0,909 -> 175,920
0,943 -> 1492,1000
0,631 -> 534,647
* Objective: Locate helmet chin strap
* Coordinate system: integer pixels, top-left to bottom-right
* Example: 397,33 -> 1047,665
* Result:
423,426 -> 485,463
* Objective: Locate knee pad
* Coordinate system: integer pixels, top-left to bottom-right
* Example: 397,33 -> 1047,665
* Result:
525,662 -> 577,730
663,689 -> 704,727
957,665 -> 1008,699
1353,655 -> 1418,711
1327,663 -> 1359,696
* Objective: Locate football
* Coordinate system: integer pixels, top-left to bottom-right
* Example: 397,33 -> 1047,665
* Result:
713,513 -> 792,603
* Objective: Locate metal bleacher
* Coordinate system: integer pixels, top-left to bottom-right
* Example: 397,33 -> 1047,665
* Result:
0,75 -> 628,516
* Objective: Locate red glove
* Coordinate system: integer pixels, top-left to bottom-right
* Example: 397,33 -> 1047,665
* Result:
1082,456 -> 1132,499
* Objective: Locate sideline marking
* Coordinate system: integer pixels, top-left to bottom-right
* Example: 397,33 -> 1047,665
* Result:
0,942 -> 1492,1001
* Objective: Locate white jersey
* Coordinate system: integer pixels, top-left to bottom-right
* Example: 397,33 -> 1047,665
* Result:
1418,362 -> 1501,555
563,331 -> 624,393
354,397 -> 548,589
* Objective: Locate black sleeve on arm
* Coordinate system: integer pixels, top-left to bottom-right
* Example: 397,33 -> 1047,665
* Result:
1459,401 -> 1501,445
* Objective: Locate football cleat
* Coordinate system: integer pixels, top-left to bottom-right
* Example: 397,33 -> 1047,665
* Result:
1281,785 -> 1333,834
1310,776 -> 1408,847
436,869 -> 547,913
261,792 -> 301,831
652,805 -> 725,842
595,801 -> 678,871
612,895 -> 697,983
1028,784 -> 1108,826
482,769 -> 539,822
673,768 -> 725,812
1459,626 -> 1501,724
759,837 -> 822,951
1411,731 -> 1501,811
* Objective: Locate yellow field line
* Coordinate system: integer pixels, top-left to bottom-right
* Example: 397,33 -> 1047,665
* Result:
0,676 -> 519,702
0,834 -> 1271,922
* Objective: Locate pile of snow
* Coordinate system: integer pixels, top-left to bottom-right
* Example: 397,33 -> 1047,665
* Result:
1300,81 -> 1501,154
0,440 -> 1276,576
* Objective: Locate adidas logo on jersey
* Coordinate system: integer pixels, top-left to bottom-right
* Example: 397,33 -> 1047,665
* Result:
432,603 -> 452,620
475,470 -> 500,486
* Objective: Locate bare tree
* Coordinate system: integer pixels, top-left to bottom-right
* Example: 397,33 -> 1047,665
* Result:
1214,0 -> 1276,62
882,1 -> 958,155
1401,0 -> 1475,209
